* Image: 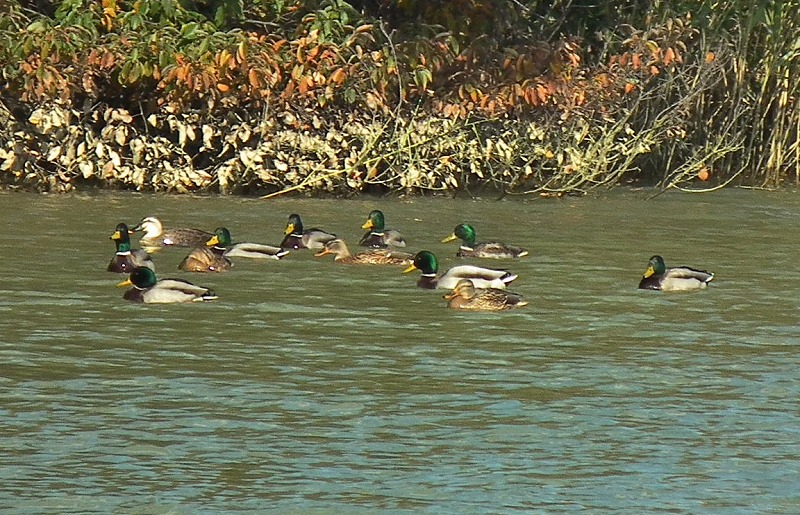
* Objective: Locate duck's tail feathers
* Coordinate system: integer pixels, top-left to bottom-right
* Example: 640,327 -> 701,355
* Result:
194,291 -> 219,301
502,273 -> 518,284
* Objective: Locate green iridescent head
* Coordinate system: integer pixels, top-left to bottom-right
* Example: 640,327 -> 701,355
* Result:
285,214 -> 304,236
643,255 -> 666,278
403,250 -> 439,275
117,266 -> 158,289
110,222 -> 133,252
207,227 -> 232,248
362,210 -> 386,231
442,223 -> 476,246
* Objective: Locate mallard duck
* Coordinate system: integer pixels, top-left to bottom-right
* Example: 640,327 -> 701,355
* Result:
315,238 -> 413,265
117,267 -> 217,303
638,255 -> 714,291
108,222 -> 155,273
359,210 -> 407,248
132,216 -> 213,249
207,227 -> 289,260
441,223 -> 528,259
177,233 -> 232,273
444,279 -> 528,311
403,250 -> 517,290
279,213 -> 337,250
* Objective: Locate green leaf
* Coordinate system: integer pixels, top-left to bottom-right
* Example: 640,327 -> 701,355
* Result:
26,20 -> 47,34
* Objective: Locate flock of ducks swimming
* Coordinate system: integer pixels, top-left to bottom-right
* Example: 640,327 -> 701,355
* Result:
109,210 -> 715,310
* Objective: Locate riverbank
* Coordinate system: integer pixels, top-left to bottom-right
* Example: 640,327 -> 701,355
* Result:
0,96 -> 733,197
2,1 -> 798,195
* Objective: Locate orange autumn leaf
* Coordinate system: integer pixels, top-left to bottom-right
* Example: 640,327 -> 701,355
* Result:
248,68 -> 260,88
298,76 -> 309,95
698,167 -> 710,181
624,82 -> 636,94
650,65 -> 660,76
705,52 -> 716,63
306,45 -> 320,61
282,80 -> 295,99
329,67 -> 347,85
216,83 -> 229,92
537,85 -> 548,103
664,47 -> 675,66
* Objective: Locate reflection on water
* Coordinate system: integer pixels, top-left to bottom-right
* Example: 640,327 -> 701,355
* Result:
1,190 -> 800,512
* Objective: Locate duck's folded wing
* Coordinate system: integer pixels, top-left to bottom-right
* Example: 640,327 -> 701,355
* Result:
225,243 -> 288,259
441,265 -> 517,289
667,267 -> 714,282
384,229 -> 407,247
146,279 -> 217,302
476,241 -> 528,256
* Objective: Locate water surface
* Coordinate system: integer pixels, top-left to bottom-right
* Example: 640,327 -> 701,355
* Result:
1,190 -> 799,512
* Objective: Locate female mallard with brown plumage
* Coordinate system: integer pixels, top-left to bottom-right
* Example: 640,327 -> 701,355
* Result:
279,213 -> 337,250
441,223 -> 528,259
108,222 -> 155,273
359,210 -> 406,248
444,279 -> 528,311
403,251 -> 517,290
132,216 -> 213,250
638,255 -> 714,291
178,230 -> 233,272
315,238 -> 413,265
117,267 -> 217,303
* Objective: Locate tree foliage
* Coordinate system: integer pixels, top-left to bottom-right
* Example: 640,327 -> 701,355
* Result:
1,0 -> 799,193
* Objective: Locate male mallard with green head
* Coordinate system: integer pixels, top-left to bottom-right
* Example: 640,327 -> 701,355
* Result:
403,250 -> 517,290
442,223 -> 528,259
207,227 -> 289,260
315,238 -> 413,265
279,214 -> 337,250
359,210 -> 407,248
108,222 -> 155,273
638,255 -> 714,291
132,216 -> 212,249
117,267 -> 217,303
444,279 -> 528,311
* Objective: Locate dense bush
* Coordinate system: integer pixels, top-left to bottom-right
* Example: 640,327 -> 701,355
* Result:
0,0 -> 798,194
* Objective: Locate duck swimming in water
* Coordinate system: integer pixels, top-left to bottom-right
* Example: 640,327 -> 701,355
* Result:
359,210 -> 406,248
132,216 -> 212,250
441,223 -> 528,259
279,214 -> 337,250
315,238 -> 412,265
107,222 -> 154,274
638,255 -> 714,291
207,227 -> 289,260
443,279 -> 528,311
117,267 -> 217,303
403,251 -> 517,290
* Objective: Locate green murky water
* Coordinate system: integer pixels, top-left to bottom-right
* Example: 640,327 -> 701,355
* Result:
2,190 -> 799,512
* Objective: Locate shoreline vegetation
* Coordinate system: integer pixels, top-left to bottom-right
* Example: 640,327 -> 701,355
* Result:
1,1 -> 798,196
